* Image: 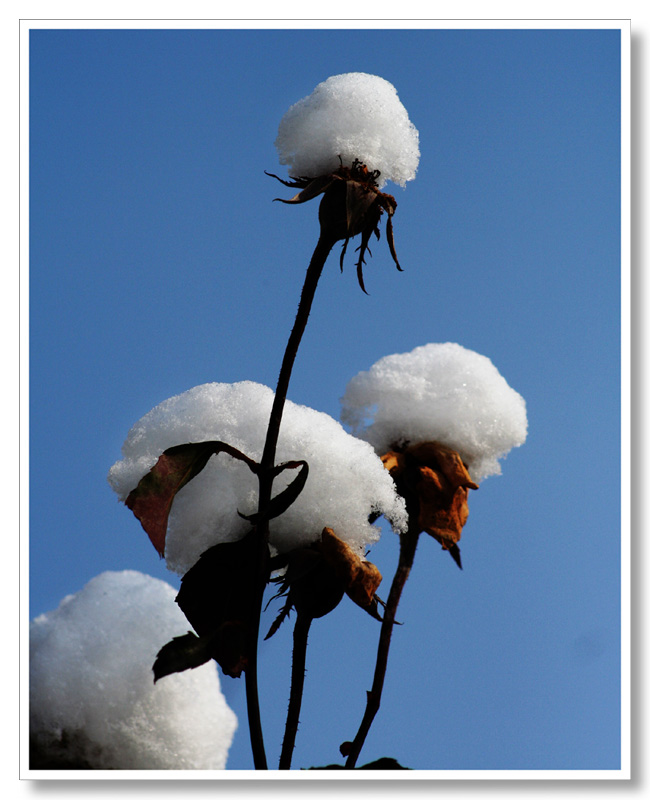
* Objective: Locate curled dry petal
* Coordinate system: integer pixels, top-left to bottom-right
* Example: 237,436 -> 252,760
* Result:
319,527 -> 383,618
381,441 -> 478,568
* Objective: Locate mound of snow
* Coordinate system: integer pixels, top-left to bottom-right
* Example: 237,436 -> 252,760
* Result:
30,571 -> 237,770
275,72 -> 419,188
341,343 -> 528,482
109,382 -> 407,573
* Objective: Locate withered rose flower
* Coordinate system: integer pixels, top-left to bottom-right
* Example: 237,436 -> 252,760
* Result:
381,441 -> 479,569
267,159 -> 401,294
266,527 -> 384,639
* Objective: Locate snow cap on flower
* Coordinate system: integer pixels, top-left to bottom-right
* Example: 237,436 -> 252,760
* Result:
275,72 -> 420,188
340,343 -> 528,482
30,571 -> 237,770
108,382 -> 407,574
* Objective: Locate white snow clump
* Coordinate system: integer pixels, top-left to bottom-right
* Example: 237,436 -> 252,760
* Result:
108,382 -> 407,574
30,571 -> 237,770
341,343 -> 528,482
275,72 -> 420,188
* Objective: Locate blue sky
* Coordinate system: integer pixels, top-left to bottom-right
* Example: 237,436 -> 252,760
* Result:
28,25 -> 624,772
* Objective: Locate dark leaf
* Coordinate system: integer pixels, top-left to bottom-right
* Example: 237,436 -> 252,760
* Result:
175,529 -> 268,678
264,593 -> 293,641
152,632 -> 212,683
125,441 -> 258,556
240,460 -> 309,524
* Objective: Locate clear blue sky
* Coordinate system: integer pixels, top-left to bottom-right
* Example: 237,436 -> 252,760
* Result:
29,25 -> 623,772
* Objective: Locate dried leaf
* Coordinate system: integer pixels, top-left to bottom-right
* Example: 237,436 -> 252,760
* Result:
125,441 -> 258,556
309,757 -> 410,770
175,529 -> 268,678
272,174 -> 335,204
385,211 -> 402,271
416,467 -> 471,547
152,632 -> 213,683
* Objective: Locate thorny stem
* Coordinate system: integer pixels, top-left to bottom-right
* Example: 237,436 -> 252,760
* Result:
259,233 -> 337,490
244,529 -> 270,770
279,614 -> 313,769
344,516 -> 421,769
244,233 -> 336,770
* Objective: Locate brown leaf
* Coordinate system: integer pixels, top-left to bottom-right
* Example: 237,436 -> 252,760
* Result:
125,441 -> 258,556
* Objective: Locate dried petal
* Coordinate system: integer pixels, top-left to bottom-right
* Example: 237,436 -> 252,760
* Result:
407,441 -> 478,490
380,441 -> 478,568
319,527 -> 382,618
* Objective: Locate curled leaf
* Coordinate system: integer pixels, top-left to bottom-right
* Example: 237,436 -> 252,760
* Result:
309,757 -> 410,770
240,460 -> 309,524
125,441 -> 258,556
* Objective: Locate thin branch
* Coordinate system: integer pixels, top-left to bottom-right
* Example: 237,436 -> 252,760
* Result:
344,517 -> 421,769
279,613 -> 313,769
244,233 -> 336,770
258,233 -> 336,493
243,525 -> 270,770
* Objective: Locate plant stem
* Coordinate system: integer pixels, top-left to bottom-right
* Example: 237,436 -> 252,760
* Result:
279,613 -> 312,769
344,518 -> 421,769
244,528 -> 270,770
244,233 -> 336,770
259,233 -> 336,494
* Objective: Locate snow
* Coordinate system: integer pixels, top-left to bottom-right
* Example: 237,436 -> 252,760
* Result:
340,343 -> 528,482
275,72 -> 420,188
30,571 -> 237,770
108,382 -> 408,573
